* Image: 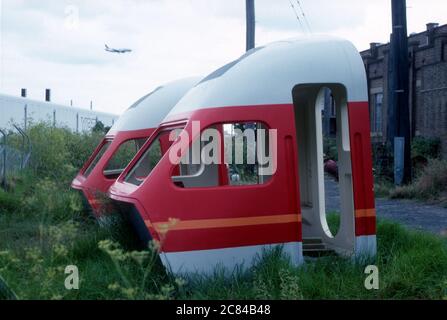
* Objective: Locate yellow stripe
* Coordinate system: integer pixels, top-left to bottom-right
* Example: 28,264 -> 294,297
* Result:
145,214 -> 301,233
355,209 -> 376,218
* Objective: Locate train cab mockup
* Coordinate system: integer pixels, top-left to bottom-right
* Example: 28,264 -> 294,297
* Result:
72,77 -> 200,217
109,36 -> 376,275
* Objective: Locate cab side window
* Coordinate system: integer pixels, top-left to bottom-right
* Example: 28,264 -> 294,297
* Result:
172,122 -> 274,188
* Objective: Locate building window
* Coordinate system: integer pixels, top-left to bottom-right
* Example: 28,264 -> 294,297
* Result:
371,93 -> 383,133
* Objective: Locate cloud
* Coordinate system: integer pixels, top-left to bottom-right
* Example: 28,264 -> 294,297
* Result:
0,0 -> 446,115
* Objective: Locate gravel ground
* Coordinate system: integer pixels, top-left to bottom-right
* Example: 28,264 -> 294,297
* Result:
324,177 -> 447,235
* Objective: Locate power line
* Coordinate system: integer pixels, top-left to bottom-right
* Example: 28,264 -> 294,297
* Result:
295,0 -> 312,33
288,0 -> 305,33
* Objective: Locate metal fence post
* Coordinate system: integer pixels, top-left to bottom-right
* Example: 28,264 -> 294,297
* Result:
13,124 -> 32,170
24,104 -> 28,131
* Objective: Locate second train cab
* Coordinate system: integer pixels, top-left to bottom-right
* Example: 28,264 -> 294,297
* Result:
72,77 -> 200,217
109,36 -> 376,275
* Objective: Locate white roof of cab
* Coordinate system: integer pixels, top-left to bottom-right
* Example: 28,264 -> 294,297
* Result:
109,77 -> 201,133
168,36 -> 367,117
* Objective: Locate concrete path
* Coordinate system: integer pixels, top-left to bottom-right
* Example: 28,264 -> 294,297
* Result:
324,177 -> 447,235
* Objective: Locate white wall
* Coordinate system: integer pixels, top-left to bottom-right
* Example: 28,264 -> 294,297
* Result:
0,94 -> 118,132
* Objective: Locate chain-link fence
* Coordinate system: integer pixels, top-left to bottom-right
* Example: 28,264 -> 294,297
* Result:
0,125 -> 32,189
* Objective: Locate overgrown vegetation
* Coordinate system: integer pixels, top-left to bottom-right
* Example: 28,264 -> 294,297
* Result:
0,123 -> 446,300
390,159 -> 447,205
372,137 -> 447,205
323,137 -> 338,161
412,137 -> 441,160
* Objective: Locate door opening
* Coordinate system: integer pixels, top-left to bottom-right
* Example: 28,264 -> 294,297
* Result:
292,84 -> 355,256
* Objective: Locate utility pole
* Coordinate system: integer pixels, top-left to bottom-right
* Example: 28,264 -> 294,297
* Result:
387,0 -> 411,185
246,0 -> 255,51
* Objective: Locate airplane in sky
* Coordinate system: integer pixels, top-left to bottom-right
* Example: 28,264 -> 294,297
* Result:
105,44 -> 132,54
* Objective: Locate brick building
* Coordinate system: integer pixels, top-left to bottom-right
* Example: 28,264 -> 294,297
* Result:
360,23 -> 447,157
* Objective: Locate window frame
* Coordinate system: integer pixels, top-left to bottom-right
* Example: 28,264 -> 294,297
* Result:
122,124 -> 186,186
82,139 -> 112,178
371,92 -> 383,134
170,120 -> 276,190
101,138 -> 147,181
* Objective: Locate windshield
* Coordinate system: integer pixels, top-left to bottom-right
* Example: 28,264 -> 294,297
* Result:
103,138 -> 147,179
83,141 -> 111,177
125,127 -> 183,186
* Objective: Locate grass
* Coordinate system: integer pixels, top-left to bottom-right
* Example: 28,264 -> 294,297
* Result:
1,177 -> 446,300
0,123 -> 446,300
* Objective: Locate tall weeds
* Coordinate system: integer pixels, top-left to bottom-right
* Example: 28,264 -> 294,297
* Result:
390,159 -> 447,204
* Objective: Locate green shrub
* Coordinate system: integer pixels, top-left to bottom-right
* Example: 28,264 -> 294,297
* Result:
1,122 -> 447,300
372,143 -> 393,180
323,137 -> 338,161
64,130 -> 104,171
390,159 -> 447,201
26,123 -> 72,180
23,178 -> 84,222
412,137 -> 441,160
0,190 -> 21,214
2,122 -> 103,220
0,274 -> 17,300
5,122 -> 104,183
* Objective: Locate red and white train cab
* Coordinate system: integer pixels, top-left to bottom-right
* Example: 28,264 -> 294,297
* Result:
72,77 -> 200,216
109,36 -> 376,274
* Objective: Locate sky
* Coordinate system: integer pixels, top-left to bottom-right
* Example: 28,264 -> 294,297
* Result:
0,0 -> 446,115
